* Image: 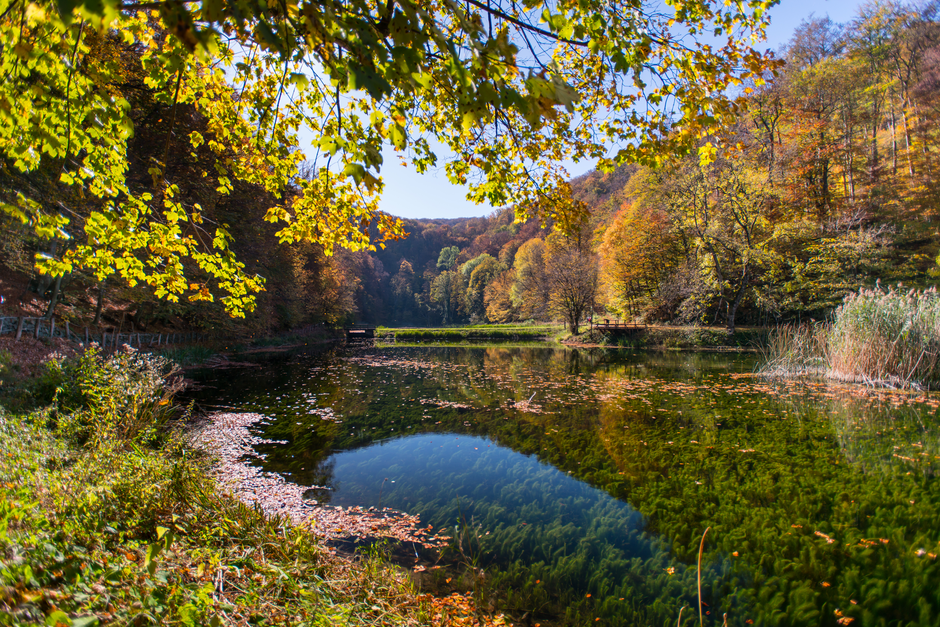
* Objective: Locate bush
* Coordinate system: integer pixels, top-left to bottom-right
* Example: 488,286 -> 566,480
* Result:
48,345 -> 184,446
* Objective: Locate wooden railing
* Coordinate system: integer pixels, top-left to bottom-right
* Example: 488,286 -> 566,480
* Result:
0,316 -> 208,348
590,319 -> 647,330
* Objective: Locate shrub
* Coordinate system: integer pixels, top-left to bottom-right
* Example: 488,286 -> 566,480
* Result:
50,345 -> 184,446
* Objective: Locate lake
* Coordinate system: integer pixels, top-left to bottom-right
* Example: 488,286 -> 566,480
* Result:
189,345 -> 940,627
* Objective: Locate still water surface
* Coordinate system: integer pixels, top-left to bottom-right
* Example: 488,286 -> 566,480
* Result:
191,346 -> 940,627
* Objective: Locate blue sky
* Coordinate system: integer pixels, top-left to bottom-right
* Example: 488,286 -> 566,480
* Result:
377,0 -> 866,221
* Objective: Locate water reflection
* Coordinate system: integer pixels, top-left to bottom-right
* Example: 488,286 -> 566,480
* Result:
189,346 -> 940,627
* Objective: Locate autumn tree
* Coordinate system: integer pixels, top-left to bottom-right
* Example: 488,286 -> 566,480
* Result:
484,270 -> 517,323
598,201 -> 680,320
658,153 -> 794,331
545,239 -> 598,334
1,0 -> 780,317
466,255 -> 502,321
511,238 -> 550,321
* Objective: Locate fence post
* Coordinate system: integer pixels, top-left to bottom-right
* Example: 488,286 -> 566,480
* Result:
50,318 -> 56,339
84,327 -> 89,344
34,319 -> 41,339
64,320 -> 69,341
15,317 -> 24,341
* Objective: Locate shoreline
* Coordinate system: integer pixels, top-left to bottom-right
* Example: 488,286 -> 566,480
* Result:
190,411 -> 451,552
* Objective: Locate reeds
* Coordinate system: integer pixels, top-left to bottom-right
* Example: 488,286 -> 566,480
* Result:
761,285 -> 940,389
758,323 -> 828,377
827,285 -> 940,388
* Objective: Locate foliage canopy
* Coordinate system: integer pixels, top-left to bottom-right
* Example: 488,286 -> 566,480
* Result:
0,0 -> 779,315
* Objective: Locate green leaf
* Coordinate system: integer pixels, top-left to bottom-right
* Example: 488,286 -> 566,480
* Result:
347,64 -> 392,100
342,163 -> 367,184
45,611 -> 72,627
145,542 -> 162,575
389,124 -> 407,150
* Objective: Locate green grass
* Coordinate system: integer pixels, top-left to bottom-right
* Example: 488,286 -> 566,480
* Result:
378,324 -> 563,342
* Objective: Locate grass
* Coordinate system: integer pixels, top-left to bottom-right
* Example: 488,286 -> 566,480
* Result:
0,345 -> 506,627
828,285 -> 940,388
378,324 -> 563,343
760,285 -> 940,389
758,323 -> 828,377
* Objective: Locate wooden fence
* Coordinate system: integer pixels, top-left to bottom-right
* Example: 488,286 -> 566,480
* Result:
0,316 -> 208,349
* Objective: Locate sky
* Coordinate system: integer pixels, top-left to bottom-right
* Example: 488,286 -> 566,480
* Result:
377,0 -> 867,221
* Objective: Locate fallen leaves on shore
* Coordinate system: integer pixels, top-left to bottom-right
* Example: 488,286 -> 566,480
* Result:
191,412 -> 450,548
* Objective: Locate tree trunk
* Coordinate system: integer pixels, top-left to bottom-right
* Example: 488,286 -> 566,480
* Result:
902,100 -> 915,178
94,282 -> 105,325
890,95 -> 898,176
43,274 -> 64,320
726,268 -> 750,334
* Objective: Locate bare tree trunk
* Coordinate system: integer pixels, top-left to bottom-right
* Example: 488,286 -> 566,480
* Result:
890,95 -> 898,176
94,282 -> 105,325
902,100 -> 915,178
43,274 -> 64,320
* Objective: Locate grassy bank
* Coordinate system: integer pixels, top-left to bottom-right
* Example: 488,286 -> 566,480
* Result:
378,324 -> 562,343
577,326 -> 766,350
0,345 -> 504,626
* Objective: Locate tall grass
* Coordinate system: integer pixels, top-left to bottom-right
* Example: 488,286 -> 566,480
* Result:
828,285 -> 940,388
758,323 -> 828,377
761,285 -> 940,389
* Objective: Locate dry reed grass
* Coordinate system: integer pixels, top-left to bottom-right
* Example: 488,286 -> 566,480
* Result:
761,285 -> 940,389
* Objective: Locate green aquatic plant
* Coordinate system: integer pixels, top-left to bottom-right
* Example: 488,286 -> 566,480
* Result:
190,345 -> 940,626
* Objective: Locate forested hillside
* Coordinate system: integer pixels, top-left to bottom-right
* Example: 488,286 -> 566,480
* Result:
357,5 -> 940,331
2,1 -> 938,335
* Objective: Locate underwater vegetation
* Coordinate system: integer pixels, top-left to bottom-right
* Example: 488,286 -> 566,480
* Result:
189,347 -> 940,627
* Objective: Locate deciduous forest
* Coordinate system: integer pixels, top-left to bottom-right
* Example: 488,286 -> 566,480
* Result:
5,2 -> 940,626
1,1 -> 938,337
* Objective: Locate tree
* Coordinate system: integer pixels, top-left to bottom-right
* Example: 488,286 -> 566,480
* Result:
390,259 -> 417,322
430,270 -> 466,325
484,269 -> 517,323
545,242 -> 598,334
598,201 -> 680,320
437,247 -> 460,272
658,155 -> 789,332
511,238 -> 550,320
466,255 -> 501,320
0,0 -> 781,317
